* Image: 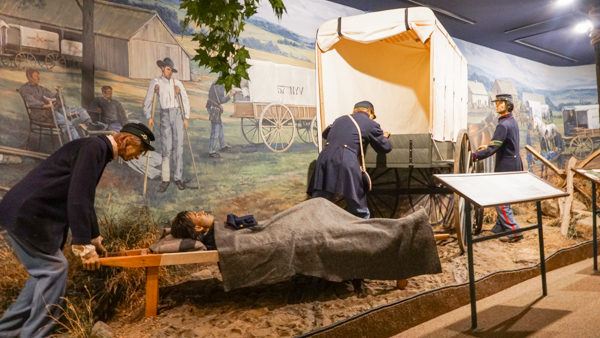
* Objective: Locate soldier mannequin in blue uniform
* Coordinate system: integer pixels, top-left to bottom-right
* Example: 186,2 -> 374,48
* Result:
472,94 -> 523,243
308,101 -> 392,219
0,123 -> 155,337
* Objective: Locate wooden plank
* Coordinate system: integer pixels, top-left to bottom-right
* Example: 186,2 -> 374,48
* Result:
0,146 -> 49,160
145,266 -> 159,317
316,47 -> 325,151
577,148 -> 600,169
434,234 -> 450,241
98,250 -> 219,268
524,145 -> 564,176
159,250 -> 219,266
560,157 -> 577,237
99,254 -> 162,268
0,186 -> 9,192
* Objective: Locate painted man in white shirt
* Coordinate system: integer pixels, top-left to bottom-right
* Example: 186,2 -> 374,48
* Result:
143,57 -> 191,193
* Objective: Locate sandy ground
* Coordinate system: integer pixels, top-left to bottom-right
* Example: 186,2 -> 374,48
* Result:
109,206 -> 591,338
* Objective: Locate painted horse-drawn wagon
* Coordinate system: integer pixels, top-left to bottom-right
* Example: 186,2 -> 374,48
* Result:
316,7 -> 478,251
231,59 -> 318,152
562,105 -> 600,159
0,22 -> 82,70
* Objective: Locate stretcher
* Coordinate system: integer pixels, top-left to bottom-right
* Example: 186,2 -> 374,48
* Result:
99,234 -> 449,317
99,249 -> 219,317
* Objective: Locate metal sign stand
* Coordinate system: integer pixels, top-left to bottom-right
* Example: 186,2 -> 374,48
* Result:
434,172 -> 568,331
463,200 -> 546,330
573,169 -> 600,272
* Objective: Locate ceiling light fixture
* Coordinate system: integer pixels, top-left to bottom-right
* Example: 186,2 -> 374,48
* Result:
573,20 -> 593,34
555,0 -> 575,7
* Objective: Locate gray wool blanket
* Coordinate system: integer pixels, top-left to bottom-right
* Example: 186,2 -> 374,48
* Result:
215,198 -> 441,291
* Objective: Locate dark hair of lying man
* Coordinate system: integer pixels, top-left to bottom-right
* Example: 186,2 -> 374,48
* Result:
171,210 -> 216,250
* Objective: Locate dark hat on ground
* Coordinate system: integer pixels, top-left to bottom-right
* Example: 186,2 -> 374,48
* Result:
492,94 -> 513,104
156,57 -> 178,73
121,123 -> 155,151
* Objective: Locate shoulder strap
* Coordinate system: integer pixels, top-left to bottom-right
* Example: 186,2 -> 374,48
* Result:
347,114 -> 366,170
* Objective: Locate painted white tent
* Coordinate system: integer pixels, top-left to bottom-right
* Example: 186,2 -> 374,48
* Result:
315,7 -> 468,142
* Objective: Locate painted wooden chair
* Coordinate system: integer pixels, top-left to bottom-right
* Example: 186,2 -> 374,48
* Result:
16,88 -> 63,151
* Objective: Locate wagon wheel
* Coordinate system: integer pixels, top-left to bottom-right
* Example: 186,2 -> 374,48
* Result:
59,56 -> 68,67
406,167 -> 454,228
310,116 -> 319,147
452,130 -> 484,254
296,120 -> 314,144
240,117 -> 261,144
44,53 -> 60,70
569,136 -> 593,160
14,52 -> 35,70
259,103 -> 295,152
366,167 -> 400,218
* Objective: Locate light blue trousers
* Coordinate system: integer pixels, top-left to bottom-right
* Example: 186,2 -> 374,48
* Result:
0,233 -> 67,338
492,204 -> 521,238
159,108 -> 184,182
209,122 -> 226,154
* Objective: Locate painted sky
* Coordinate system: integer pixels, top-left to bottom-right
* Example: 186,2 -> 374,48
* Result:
253,0 -> 363,39
454,38 -> 596,91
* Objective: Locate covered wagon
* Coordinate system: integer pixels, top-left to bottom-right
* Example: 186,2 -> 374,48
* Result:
232,59 -> 318,152
563,104 -> 600,159
2,24 -> 61,69
316,7 -> 476,250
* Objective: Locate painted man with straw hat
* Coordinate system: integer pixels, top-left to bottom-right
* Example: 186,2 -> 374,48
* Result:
143,57 -> 191,193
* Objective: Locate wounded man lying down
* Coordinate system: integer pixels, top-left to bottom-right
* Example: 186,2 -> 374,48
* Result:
162,198 -> 442,291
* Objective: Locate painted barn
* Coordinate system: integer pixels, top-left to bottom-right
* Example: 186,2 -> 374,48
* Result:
0,0 -> 191,80
468,81 -> 489,108
522,92 -> 546,106
490,79 -> 519,105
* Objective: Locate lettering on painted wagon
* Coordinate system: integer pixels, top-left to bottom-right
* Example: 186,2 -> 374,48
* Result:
277,85 -> 304,96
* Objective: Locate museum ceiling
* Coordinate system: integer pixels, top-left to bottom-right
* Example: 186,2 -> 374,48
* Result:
329,0 -> 597,66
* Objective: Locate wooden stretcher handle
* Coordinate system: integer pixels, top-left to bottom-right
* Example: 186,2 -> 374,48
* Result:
98,250 -> 219,268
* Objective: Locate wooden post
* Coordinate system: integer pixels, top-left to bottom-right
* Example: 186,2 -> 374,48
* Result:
145,266 -> 159,317
560,157 -> 577,236
315,48 -> 325,151
396,279 -> 408,289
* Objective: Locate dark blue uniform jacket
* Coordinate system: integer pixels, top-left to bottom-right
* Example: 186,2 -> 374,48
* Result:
473,113 -> 522,172
0,136 -> 113,254
308,112 -> 392,201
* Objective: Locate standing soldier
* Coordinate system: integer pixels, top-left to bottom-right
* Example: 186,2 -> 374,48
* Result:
308,101 -> 392,219
0,123 -> 155,337
143,57 -> 191,193
206,81 -> 233,158
472,94 -> 523,243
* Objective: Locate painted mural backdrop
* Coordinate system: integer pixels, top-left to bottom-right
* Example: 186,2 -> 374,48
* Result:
0,0 -> 361,221
0,0 -> 596,221
455,38 -> 597,171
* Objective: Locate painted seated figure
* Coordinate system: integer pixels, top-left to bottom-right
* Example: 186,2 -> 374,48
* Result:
88,85 -> 129,132
18,68 -> 92,140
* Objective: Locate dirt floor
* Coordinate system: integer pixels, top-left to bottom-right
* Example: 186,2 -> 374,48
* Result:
108,206 -> 592,338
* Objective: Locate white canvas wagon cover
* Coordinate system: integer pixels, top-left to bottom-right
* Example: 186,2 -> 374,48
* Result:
7,25 -> 59,52
316,7 -> 468,142
61,39 -> 82,57
247,59 -> 316,106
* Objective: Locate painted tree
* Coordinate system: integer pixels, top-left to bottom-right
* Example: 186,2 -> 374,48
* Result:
75,0 -> 94,108
181,0 -> 286,91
